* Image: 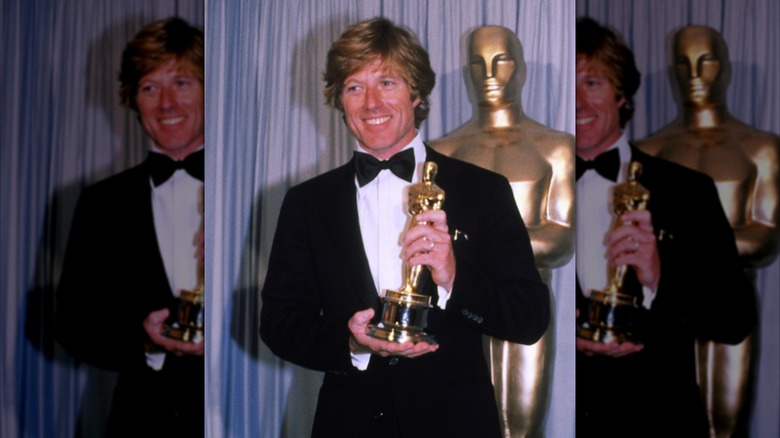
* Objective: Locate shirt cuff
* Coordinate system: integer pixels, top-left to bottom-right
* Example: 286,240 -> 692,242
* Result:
642,285 -> 657,309
146,351 -> 166,371
351,352 -> 371,370
437,285 -> 452,309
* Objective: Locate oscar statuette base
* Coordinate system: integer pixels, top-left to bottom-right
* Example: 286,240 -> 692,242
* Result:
368,289 -> 437,345
164,288 -> 204,344
577,289 -> 642,344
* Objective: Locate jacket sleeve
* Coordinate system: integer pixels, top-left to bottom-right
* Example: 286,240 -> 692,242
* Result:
259,186 -> 355,373
55,186 -> 151,371
650,172 -> 756,344
443,173 -> 551,345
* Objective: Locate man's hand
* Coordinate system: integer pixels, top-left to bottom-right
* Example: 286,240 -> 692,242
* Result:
348,308 -> 438,358
143,308 -> 204,356
576,336 -> 644,358
403,210 -> 456,291
606,209 -> 660,291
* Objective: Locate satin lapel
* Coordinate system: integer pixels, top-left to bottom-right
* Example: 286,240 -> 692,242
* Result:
316,162 -> 381,311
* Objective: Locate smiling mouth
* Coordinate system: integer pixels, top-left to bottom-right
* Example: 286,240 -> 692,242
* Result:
365,116 -> 391,125
576,116 -> 595,125
160,116 -> 186,125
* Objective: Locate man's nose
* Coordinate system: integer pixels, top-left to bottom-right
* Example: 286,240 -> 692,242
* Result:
159,86 -> 174,109
364,87 -> 380,109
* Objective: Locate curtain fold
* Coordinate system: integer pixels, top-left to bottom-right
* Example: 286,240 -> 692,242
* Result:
205,1 -> 574,437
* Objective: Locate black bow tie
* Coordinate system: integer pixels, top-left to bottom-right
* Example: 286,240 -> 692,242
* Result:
354,149 -> 415,187
576,148 -> 620,182
147,149 -> 204,186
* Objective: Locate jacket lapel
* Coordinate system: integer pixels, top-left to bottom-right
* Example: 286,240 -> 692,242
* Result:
317,161 -> 382,311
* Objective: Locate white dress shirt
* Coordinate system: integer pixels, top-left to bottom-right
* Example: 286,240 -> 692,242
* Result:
576,134 -> 656,309
146,145 -> 204,370
351,134 -> 450,370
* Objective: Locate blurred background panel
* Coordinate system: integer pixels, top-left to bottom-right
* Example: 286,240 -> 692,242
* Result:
1,1 -> 203,437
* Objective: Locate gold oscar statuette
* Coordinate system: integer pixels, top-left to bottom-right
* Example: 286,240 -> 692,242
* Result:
164,186 -> 205,344
368,161 -> 444,344
578,161 -> 649,343
164,281 -> 205,344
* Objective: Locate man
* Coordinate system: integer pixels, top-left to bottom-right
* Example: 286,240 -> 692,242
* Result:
260,17 -> 549,437
56,18 -> 205,437
635,26 -> 779,436
575,17 -> 755,437
429,25 -> 574,437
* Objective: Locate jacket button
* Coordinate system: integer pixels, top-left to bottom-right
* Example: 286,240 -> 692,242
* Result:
389,357 -> 399,366
373,411 -> 384,420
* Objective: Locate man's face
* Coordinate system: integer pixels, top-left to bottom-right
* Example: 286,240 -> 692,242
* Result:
341,59 -> 420,160
136,58 -> 204,160
469,27 -> 521,108
674,27 -> 726,107
575,58 -> 624,160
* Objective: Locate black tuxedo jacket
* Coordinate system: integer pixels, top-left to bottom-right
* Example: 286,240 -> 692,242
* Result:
261,147 -> 550,437
576,146 -> 756,437
56,159 -> 204,437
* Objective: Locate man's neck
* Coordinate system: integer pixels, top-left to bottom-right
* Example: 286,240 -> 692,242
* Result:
576,133 -> 622,161
356,133 -> 420,161
150,143 -> 204,161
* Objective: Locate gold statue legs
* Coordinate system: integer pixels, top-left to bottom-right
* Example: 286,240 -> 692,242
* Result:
485,270 -> 554,438
696,333 -> 755,437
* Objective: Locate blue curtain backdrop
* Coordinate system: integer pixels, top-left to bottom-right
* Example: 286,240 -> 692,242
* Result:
204,1 -> 575,437
577,1 -> 780,437
0,1 -> 203,437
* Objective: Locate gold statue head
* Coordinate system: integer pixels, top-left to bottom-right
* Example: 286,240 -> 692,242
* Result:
468,26 -> 526,109
408,162 -> 444,215
613,162 -> 649,216
673,26 -> 730,109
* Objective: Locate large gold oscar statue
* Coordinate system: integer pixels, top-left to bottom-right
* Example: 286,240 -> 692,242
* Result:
635,26 -> 779,438
430,26 -> 574,437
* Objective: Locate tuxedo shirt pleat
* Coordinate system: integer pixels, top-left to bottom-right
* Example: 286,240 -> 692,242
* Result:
151,168 -> 202,295
352,136 -> 427,369
147,146 -> 203,370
